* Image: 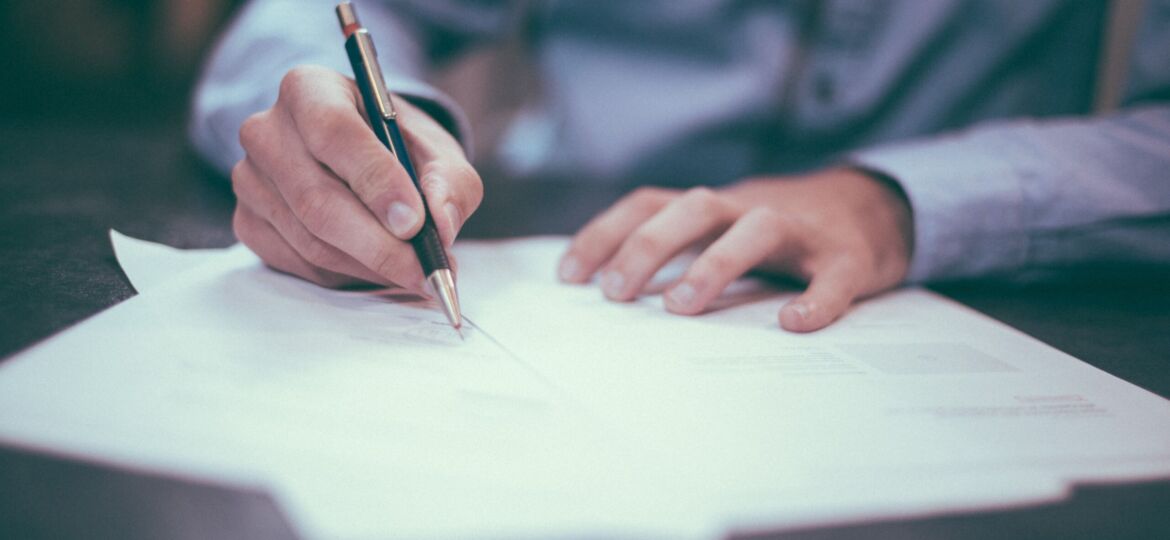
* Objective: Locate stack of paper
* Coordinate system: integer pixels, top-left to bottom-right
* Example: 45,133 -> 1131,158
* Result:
0,232 -> 1167,539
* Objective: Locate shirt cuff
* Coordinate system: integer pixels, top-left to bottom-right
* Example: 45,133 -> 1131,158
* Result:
849,133 -> 1031,283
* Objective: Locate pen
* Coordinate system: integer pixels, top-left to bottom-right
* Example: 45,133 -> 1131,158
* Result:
335,1 -> 462,334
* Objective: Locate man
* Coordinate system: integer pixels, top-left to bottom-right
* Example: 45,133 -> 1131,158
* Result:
190,0 -> 1170,332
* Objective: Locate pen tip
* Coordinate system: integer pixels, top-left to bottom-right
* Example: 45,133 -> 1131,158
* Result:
428,269 -> 463,338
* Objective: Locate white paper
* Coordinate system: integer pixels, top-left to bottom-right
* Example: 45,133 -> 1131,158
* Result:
1,234 -> 1168,540
109,230 -> 250,293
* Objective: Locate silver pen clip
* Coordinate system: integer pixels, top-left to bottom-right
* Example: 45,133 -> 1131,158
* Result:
336,2 -> 398,121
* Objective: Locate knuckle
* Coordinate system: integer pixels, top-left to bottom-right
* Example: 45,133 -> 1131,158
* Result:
232,208 -> 273,266
278,65 -> 320,102
352,156 -> 395,195
231,208 -> 252,243
229,161 -> 248,195
229,160 -> 245,183
298,237 -> 339,269
697,250 -> 737,277
682,186 -> 720,212
453,162 -> 484,207
626,230 -> 666,256
238,112 -> 268,151
301,108 -> 350,159
292,187 -> 344,235
419,170 -> 446,199
626,186 -> 669,211
745,207 -> 786,231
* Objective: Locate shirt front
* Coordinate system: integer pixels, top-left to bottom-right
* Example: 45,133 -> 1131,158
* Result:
189,0 -> 1170,283
519,0 -> 1103,186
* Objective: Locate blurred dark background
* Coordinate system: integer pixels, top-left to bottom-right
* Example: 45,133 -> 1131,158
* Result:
0,1 -> 252,360
0,0 -> 244,127
0,0 -> 520,149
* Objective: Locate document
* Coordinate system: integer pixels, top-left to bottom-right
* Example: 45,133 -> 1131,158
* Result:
1,233 -> 1168,539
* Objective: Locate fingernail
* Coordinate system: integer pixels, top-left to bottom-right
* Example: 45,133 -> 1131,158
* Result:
667,282 -> 697,309
781,302 -> 811,328
443,202 -> 462,246
387,202 -> 419,238
558,255 -> 581,282
601,271 -> 625,298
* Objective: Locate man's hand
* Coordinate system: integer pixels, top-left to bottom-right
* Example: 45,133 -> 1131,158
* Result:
558,169 -> 914,332
231,65 -> 482,290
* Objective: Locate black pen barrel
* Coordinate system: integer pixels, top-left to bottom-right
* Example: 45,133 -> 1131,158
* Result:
345,34 -> 450,277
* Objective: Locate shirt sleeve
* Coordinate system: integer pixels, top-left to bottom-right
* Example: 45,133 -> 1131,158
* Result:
851,105 -> 1170,283
188,0 -> 507,174
850,3 -> 1170,284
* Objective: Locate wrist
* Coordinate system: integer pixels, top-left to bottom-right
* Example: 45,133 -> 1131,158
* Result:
829,166 -> 915,285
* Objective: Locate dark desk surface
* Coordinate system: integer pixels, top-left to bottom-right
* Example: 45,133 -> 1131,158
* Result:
1,122 -> 1168,539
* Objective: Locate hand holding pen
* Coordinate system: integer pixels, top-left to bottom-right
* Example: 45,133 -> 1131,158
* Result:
336,1 -> 462,330
227,6 -> 482,324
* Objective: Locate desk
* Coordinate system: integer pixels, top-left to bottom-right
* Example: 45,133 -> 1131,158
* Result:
1,122 -> 1168,539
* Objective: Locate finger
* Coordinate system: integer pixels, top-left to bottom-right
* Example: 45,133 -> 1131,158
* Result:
234,204 -> 365,289
231,158 -> 392,287
278,66 -> 426,240
241,104 -> 426,291
599,187 -> 735,301
395,100 -> 482,248
558,187 -> 674,284
778,255 -> 867,333
415,159 -> 482,248
664,208 -> 798,315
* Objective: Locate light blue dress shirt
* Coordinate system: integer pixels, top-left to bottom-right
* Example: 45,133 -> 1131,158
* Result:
190,0 -> 1170,283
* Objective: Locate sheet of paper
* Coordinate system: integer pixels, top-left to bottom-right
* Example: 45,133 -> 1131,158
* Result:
1,234 -> 1168,540
4,236 -> 714,540
455,239 -> 1170,529
109,230 -> 250,293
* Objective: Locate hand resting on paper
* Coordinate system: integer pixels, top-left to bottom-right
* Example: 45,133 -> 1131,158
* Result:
557,168 -> 914,332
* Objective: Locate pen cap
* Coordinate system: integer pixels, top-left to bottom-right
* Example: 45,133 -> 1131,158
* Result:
336,2 -> 359,34
337,2 -> 398,120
